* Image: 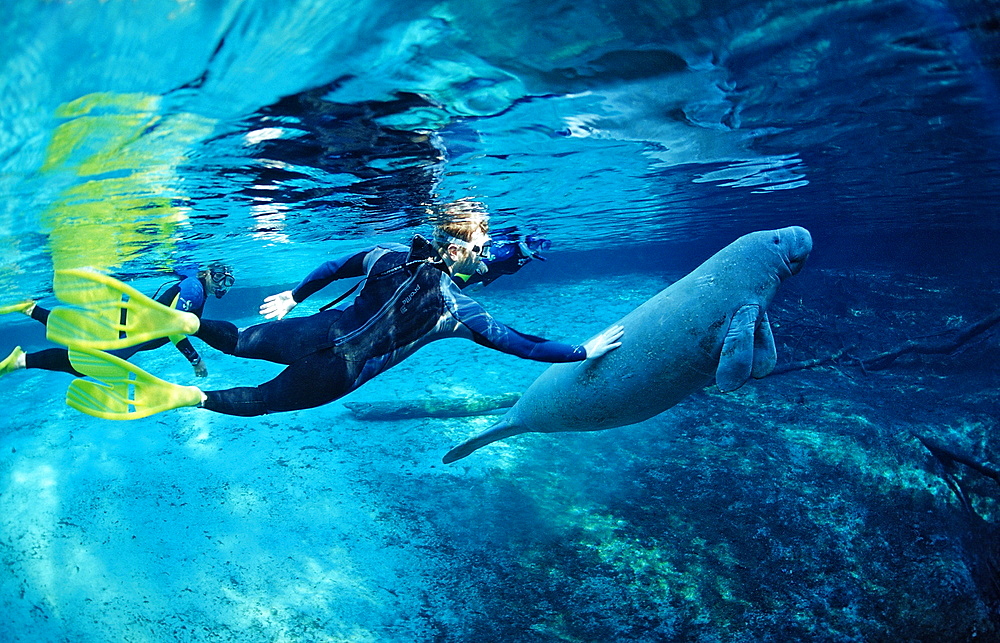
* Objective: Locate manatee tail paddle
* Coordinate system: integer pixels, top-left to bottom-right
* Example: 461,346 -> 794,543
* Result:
442,418 -> 528,464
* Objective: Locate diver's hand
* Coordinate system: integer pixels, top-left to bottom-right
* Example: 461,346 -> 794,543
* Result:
582,324 -> 624,360
192,359 -> 208,378
519,240 -> 546,262
260,290 -> 297,320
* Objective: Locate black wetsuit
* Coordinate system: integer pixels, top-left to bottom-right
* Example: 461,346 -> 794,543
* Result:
196,235 -> 585,416
26,274 -> 208,376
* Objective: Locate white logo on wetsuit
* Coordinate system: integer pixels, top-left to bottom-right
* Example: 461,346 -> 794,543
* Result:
400,284 -> 421,314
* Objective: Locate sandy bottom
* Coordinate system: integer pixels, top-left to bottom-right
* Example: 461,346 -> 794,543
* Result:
1,267 -> 998,641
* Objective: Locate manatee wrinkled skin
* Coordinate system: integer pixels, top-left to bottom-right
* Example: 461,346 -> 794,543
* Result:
443,226 -> 813,464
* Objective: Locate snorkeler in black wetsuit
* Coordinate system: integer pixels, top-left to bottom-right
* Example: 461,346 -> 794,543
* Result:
51,207 -> 623,421
194,231 -> 616,416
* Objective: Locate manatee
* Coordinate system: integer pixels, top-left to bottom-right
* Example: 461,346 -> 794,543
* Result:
442,226 -> 813,464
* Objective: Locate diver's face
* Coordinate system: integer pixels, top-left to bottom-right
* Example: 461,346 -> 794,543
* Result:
455,232 -> 491,274
209,268 -> 234,298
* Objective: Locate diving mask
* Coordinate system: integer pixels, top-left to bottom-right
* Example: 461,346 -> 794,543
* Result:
210,268 -> 235,298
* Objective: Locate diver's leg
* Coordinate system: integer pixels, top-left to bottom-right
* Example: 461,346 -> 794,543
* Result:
29,304 -> 48,324
111,338 -> 168,360
24,348 -> 84,376
196,310 -> 341,365
193,319 -> 240,354
201,350 -> 350,416
200,385 -> 268,416
23,342 -> 161,376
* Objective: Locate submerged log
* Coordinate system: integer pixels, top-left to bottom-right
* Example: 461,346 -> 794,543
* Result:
773,309 -> 1000,375
770,346 -> 854,375
860,309 -> 1000,371
344,392 -> 521,420
916,434 -> 1000,487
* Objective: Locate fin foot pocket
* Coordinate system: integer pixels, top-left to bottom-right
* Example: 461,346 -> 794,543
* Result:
0,301 -> 35,316
0,346 -> 25,378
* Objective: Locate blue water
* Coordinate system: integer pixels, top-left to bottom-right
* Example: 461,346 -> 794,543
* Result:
2,1 -> 1000,641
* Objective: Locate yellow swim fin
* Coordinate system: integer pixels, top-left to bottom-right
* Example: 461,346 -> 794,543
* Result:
66,347 -> 203,420
0,301 -> 35,316
0,346 -> 25,378
46,268 -> 199,349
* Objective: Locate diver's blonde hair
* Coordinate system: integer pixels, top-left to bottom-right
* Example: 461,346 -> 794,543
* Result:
431,199 -> 490,245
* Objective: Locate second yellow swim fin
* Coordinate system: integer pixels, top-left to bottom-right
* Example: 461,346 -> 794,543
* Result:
66,347 -> 204,420
0,346 -> 25,378
46,268 -> 199,349
0,301 -> 35,316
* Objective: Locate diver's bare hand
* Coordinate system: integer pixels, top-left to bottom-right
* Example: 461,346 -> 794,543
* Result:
582,324 -> 624,360
260,290 -> 297,320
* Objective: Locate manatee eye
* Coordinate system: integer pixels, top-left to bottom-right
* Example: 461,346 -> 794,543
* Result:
772,235 -> 781,245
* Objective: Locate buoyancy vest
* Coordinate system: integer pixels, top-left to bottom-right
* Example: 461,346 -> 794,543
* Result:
328,234 -> 449,364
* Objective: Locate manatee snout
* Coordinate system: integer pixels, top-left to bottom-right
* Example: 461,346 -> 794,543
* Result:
781,226 -> 812,275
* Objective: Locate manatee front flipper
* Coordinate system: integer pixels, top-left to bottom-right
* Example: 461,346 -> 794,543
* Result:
442,418 -> 527,464
716,304 -> 759,392
751,312 -> 777,378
